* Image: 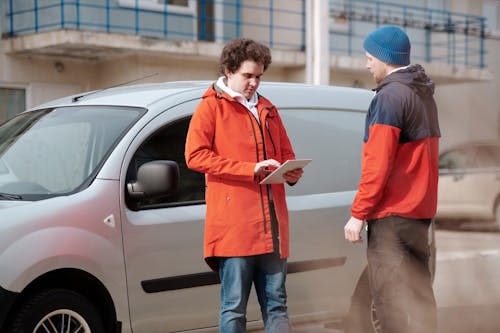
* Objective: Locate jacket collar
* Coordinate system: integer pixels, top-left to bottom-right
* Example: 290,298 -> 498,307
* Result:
204,81 -> 277,118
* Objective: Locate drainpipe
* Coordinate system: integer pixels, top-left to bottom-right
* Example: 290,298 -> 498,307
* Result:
305,0 -> 330,85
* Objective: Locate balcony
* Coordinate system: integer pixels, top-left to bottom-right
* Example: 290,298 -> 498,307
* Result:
1,0 -> 492,81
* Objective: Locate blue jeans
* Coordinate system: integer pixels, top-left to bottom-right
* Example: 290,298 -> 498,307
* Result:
217,253 -> 291,333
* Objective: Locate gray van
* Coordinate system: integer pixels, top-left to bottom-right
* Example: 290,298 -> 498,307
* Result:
0,81 -> 374,332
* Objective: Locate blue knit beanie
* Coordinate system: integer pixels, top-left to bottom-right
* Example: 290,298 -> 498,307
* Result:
363,25 -> 411,66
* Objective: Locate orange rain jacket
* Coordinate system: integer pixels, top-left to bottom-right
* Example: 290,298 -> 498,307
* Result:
185,83 -> 296,270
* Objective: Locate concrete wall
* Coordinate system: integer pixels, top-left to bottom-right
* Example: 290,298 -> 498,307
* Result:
0,52 -> 90,109
0,0 -> 498,147
435,37 -> 500,149
433,0 -> 500,149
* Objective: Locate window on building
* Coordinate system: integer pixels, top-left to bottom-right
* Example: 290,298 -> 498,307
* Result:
329,0 -> 349,32
117,0 -> 218,41
117,0 -> 196,15
0,88 -> 26,124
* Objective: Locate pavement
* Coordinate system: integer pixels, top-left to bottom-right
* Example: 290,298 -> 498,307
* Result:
251,229 -> 500,333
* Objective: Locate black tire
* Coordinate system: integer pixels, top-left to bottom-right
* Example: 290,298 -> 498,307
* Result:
344,266 -> 378,333
5,289 -> 105,333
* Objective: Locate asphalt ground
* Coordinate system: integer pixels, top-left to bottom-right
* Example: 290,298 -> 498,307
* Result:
254,228 -> 500,333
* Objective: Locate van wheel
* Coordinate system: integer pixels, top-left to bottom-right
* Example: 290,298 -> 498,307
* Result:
344,266 -> 378,333
5,289 -> 105,333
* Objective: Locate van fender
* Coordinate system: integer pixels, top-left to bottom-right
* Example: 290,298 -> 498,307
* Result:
0,226 -> 126,298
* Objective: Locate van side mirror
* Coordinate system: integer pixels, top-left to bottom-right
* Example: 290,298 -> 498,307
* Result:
127,160 -> 179,200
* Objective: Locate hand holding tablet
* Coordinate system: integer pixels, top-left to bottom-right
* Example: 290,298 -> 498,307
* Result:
260,159 -> 312,184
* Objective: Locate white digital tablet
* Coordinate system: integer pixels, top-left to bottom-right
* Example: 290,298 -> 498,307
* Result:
259,159 -> 312,185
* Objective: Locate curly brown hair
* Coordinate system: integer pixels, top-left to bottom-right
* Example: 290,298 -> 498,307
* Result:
218,38 -> 272,76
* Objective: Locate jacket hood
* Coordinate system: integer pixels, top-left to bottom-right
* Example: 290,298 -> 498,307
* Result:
375,64 -> 435,97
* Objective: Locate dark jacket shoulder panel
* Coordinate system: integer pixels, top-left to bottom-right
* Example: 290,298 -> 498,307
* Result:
365,65 -> 441,143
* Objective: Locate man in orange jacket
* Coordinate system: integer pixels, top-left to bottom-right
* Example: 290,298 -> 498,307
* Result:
185,38 -> 303,333
344,26 -> 440,333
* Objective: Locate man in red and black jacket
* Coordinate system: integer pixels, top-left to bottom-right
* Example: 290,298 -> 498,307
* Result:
344,25 -> 440,333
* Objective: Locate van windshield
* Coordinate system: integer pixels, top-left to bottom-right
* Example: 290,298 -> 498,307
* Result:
0,106 -> 144,200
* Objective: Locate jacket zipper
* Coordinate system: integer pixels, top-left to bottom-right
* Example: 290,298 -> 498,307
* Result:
257,107 -> 281,255
246,111 -> 269,235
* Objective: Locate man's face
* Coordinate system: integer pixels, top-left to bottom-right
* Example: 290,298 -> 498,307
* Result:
226,60 -> 264,100
365,52 -> 389,84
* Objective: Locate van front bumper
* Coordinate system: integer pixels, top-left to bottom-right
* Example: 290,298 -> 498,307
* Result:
0,285 -> 19,329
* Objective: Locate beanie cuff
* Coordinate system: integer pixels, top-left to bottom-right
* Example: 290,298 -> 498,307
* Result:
363,38 -> 410,66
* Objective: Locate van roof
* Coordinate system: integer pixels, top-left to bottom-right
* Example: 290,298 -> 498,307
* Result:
31,81 -> 373,113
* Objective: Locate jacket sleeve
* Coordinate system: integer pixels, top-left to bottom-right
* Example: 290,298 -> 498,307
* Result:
351,92 -> 402,220
184,98 -> 256,182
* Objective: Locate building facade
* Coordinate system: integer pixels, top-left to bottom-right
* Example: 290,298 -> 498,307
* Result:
0,0 -> 498,147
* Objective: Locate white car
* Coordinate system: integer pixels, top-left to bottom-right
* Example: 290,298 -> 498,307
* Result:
436,141 -> 500,229
0,81 -> 387,332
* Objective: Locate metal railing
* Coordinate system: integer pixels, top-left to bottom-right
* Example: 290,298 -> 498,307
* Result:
329,0 -> 486,68
2,0 -> 487,68
3,0 -> 305,50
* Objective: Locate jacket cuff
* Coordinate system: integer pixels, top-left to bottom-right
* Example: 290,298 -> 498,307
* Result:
351,212 -> 365,221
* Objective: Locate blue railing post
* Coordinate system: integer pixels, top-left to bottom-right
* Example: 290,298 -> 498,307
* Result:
200,0 -> 206,40
8,0 -> 14,37
60,0 -> 65,29
446,14 -> 455,66
464,19 -> 468,67
235,0 -> 241,38
34,0 -> 39,32
269,0 -> 274,48
106,0 -> 110,32
76,0 -> 80,29
480,16 -> 485,69
163,0 -> 168,38
135,0 -> 139,34
425,9 -> 432,63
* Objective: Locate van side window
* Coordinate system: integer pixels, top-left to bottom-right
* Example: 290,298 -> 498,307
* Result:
126,116 -> 205,209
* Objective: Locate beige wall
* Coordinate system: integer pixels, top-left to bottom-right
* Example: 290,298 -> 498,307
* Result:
240,0 -> 303,51
0,52 -> 93,107
0,0 -> 497,147
435,36 -> 500,149
0,51 -> 304,108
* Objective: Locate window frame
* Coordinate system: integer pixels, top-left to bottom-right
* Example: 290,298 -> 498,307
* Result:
125,115 -> 205,210
0,85 -> 27,123
117,0 -> 196,16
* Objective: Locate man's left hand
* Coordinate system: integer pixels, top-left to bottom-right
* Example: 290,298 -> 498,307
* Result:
283,168 -> 303,184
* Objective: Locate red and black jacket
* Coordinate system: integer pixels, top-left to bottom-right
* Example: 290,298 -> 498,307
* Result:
351,64 -> 441,221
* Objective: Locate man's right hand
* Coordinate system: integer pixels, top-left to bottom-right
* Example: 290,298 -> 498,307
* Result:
344,216 -> 365,243
254,159 -> 281,176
